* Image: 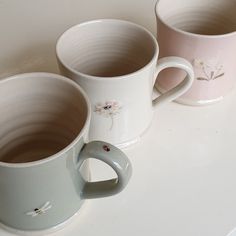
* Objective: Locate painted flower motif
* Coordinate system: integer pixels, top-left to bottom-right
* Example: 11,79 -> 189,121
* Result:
94,101 -> 122,130
26,201 -> 52,217
193,59 -> 225,81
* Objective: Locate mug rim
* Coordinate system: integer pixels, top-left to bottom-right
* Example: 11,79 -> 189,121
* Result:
56,19 -> 159,80
0,72 -> 91,168
155,0 -> 236,39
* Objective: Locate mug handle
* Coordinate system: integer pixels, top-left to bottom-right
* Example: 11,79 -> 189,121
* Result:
78,141 -> 132,199
153,56 -> 194,107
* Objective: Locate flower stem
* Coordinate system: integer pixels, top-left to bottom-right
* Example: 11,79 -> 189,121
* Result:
202,65 -> 210,80
110,115 -> 114,130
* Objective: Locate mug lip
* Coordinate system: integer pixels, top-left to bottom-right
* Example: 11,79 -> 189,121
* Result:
56,18 -> 159,81
155,0 -> 236,39
0,72 -> 91,168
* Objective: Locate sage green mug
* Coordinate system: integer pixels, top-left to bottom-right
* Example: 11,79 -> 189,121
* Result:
0,73 -> 132,234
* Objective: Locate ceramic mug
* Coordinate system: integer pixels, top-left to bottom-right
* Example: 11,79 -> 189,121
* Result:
0,73 -> 132,234
56,19 -> 194,147
155,0 -> 236,105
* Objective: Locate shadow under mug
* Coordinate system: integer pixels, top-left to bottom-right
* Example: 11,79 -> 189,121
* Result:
56,19 -> 194,147
155,0 -> 236,105
0,73 -> 132,234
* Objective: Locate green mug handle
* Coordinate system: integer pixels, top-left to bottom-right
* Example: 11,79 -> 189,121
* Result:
78,141 -> 132,199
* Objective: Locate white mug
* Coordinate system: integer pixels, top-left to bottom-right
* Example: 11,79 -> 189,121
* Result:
56,19 -> 194,147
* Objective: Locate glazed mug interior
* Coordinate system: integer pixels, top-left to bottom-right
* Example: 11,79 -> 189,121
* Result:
0,74 -> 87,163
56,20 -> 156,77
157,0 -> 236,35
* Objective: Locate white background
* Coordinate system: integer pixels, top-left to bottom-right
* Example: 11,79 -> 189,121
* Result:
0,0 -> 236,235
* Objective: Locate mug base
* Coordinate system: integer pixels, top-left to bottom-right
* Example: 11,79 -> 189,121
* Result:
155,84 -> 224,106
115,137 -> 141,149
0,201 -> 88,236
114,116 -> 154,149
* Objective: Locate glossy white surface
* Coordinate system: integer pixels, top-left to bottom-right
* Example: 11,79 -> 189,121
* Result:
1,0 -> 236,236
56,19 -> 194,146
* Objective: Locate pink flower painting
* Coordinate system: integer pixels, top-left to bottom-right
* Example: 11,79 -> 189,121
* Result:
94,100 -> 122,130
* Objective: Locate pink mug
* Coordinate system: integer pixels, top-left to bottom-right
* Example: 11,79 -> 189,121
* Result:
155,0 -> 236,105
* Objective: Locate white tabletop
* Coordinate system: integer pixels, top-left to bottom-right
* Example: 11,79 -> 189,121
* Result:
1,1 -> 236,236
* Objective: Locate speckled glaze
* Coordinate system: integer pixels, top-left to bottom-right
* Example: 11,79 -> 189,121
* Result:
155,0 -> 236,105
56,19 -> 194,147
0,73 -> 132,234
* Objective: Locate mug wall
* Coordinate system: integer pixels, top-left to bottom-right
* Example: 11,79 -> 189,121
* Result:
58,59 -> 157,146
0,145 -> 88,231
56,20 -> 155,77
158,0 -> 236,35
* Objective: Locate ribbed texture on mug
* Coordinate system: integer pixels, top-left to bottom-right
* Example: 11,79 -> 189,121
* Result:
57,21 -> 156,77
157,0 -> 236,35
0,75 -> 87,163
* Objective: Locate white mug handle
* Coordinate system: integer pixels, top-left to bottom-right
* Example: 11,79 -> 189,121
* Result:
152,56 -> 194,107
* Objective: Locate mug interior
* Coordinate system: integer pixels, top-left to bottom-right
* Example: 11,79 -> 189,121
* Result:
0,74 -> 88,164
56,20 -> 156,77
157,0 -> 236,35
